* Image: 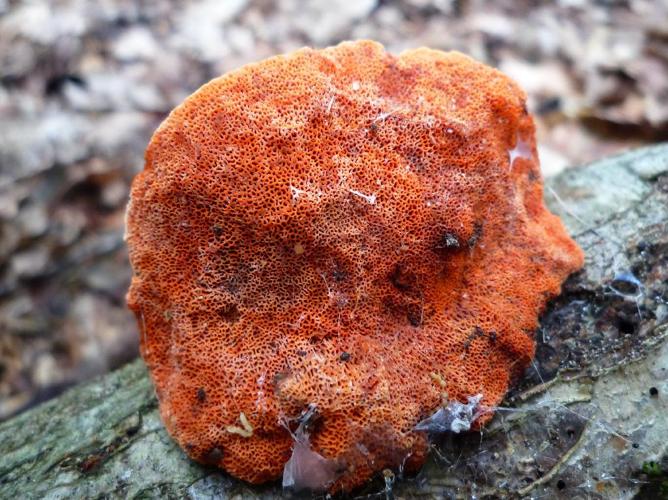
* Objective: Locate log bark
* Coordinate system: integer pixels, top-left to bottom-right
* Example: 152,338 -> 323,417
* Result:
1,144 -> 667,499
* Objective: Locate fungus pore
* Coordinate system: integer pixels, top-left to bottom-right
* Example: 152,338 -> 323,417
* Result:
126,40 -> 584,493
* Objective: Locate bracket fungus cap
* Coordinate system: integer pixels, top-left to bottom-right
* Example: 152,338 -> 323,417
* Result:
126,40 -> 584,493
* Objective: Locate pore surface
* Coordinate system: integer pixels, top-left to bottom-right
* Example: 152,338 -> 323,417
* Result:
126,40 -> 583,493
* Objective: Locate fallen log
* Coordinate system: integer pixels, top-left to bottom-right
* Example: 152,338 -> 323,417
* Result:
1,144 -> 667,499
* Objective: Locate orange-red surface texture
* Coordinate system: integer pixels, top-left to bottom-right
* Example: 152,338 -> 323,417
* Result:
126,40 -> 584,493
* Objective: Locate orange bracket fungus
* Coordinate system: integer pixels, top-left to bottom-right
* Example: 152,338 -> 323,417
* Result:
125,40 -> 584,494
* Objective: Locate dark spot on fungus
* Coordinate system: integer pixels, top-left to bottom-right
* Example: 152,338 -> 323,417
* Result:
463,326 -> 486,350
273,371 -> 289,386
389,264 -> 417,293
203,447 -> 224,464
649,386 -> 659,397
557,479 -> 566,490
218,303 -> 240,323
468,222 -> 483,249
528,169 -> 539,182
335,464 -> 348,475
197,387 -> 206,403
407,305 -> 422,327
435,231 -> 461,252
406,150 -> 426,172
633,442 -> 640,449
332,268 -> 347,282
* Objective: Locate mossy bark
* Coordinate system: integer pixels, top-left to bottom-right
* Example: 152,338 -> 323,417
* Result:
1,144 -> 667,499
